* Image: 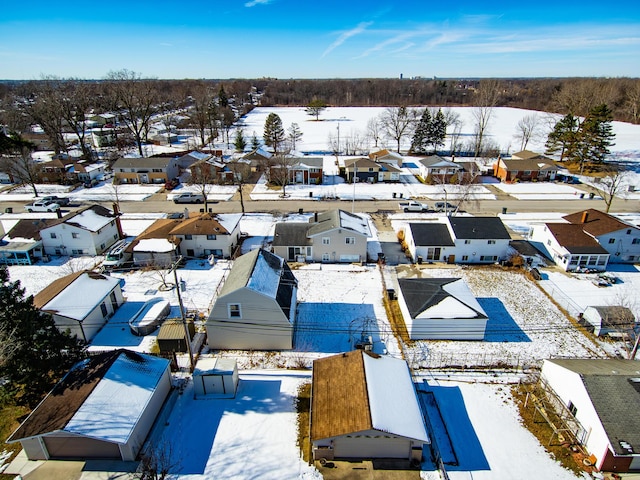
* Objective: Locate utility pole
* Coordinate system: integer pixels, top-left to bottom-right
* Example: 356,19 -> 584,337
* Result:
170,256 -> 195,372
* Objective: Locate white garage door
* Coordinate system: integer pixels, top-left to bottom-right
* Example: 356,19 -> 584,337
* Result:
339,254 -> 361,263
333,436 -> 410,459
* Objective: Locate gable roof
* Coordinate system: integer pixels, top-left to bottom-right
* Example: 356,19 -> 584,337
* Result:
34,271 -> 121,320
546,359 -> 640,457
545,223 -> 609,254
127,219 -> 182,253
343,157 -> 379,170
307,210 -> 371,237
398,278 -> 487,319
448,216 -> 511,240
169,213 -> 241,236
8,350 -> 169,444
41,205 -> 116,233
409,223 -> 455,247
418,155 -> 461,169
511,150 -> 551,160
500,157 -> 557,171
368,149 -> 402,161
272,222 -> 311,247
311,350 -> 429,442
112,156 -> 175,169
586,306 -> 636,328
5,219 -> 55,241
563,209 -> 638,236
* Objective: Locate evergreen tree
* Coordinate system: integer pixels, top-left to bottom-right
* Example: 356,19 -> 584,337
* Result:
288,123 -> 303,151
305,98 -> 327,121
429,108 -> 447,152
545,113 -> 579,161
218,85 -> 228,108
411,108 -> 431,154
251,133 -> 261,150
580,104 -> 615,164
234,129 -> 247,152
263,113 -> 286,155
0,267 -> 85,407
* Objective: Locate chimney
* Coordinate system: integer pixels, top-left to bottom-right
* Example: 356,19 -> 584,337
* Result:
581,211 -> 589,224
56,208 -> 63,219
184,208 -> 189,219
314,211 -> 318,223
112,202 -> 124,239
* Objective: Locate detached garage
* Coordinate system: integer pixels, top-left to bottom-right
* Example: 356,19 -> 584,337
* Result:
194,357 -> 239,398
311,350 -> 429,462
8,350 -> 171,462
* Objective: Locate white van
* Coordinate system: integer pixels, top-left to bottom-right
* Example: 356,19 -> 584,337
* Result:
103,239 -> 132,268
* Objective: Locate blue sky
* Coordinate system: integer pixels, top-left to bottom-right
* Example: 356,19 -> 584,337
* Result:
1,0 -> 639,79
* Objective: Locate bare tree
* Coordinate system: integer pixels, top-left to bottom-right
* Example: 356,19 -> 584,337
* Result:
366,117 -> 382,149
379,106 -> 415,153
0,138 -> 41,196
342,129 -> 366,156
624,80 -> 640,124
136,441 -> 180,480
105,69 -> 159,156
57,80 -> 96,160
188,84 -> 216,148
472,80 -> 501,158
227,159 -> 251,213
269,154 -> 297,198
431,162 -> 481,215
590,166 -> 631,213
188,159 -> 217,211
288,122 -> 303,151
514,114 -> 541,151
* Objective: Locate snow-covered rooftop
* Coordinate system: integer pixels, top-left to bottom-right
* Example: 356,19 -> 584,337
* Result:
247,251 -> 281,298
64,352 -> 169,444
133,238 -> 176,253
64,208 -> 114,232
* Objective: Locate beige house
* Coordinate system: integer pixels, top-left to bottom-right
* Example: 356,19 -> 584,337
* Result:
272,210 -> 371,263
311,350 -> 429,461
170,212 -> 242,259
34,270 -> 125,342
206,249 -> 298,350
8,350 -> 171,462
112,156 -> 180,185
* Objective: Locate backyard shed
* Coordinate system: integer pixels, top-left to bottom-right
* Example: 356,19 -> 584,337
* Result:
582,306 -> 637,337
157,318 -> 196,353
193,357 -> 239,398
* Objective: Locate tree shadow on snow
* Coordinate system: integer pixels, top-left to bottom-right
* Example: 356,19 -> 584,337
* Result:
294,303 -> 382,353
428,385 -> 490,472
478,297 -> 531,342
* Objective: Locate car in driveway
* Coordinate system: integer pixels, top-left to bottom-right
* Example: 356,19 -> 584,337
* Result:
173,193 -> 205,204
41,195 -> 70,207
434,202 -> 457,212
25,200 -> 60,212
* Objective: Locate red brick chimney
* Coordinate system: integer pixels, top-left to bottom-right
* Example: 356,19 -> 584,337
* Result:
112,202 -> 125,239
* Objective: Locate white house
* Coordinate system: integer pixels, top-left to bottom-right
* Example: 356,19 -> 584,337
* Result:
206,249 -> 298,350
40,205 -> 122,257
540,359 -> 640,473
33,270 -> 125,342
8,350 -> 171,462
311,350 -> 429,461
170,212 -> 242,259
417,155 -> 462,182
273,210 -> 371,263
397,278 -> 488,340
404,216 -> 511,264
528,222 -> 610,272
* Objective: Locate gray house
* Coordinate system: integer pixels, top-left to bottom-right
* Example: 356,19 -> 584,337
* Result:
206,249 -> 298,350
273,210 -> 371,263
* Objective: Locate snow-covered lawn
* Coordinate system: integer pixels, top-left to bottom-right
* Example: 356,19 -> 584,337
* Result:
154,370 -> 320,480
493,182 -> 596,200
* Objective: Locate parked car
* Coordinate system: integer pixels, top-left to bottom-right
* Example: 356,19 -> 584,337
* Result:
84,179 -> 99,188
164,178 -> 180,191
25,200 -> 60,212
434,202 -> 457,212
41,195 -> 70,206
173,193 -> 205,204
399,201 -> 429,212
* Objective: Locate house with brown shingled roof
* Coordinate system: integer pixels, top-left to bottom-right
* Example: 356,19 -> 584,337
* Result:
0,218 -> 55,265
311,350 -> 429,461
7,350 -> 171,462
169,212 -> 242,259
493,151 -> 558,183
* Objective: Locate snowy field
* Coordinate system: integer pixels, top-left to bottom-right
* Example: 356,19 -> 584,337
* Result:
492,182 -> 598,200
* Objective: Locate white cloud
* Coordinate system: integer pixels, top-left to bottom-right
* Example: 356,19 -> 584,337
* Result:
322,21 -> 373,58
245,0 -> 272,7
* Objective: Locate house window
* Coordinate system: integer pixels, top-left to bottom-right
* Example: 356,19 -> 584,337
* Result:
523,170 -> 531,175
185,234 -> 193,240
322,237 -> 330,245
50,233 -> 57,239
608,238 -> 615,244
100,243 -> 106,250
345,237 -> 355,245
322,253 -> 330,262
462,255 -> 469,261
487,240 -> 496,245
111,220 -> 115,227
228,304 -> 241,318
100,302 -> 108,317
633,238 -> 640,245
464,240 -> 471,244
569,257 -> 578,266
547,239 -> 552,246
207,234 -> 217,240
597,257 -> 607,265
306,247 -> 312,256
480,255 -> 497,262
71,249 -> 85,255
72,233 -> 79,239
568,401 -> 577,416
